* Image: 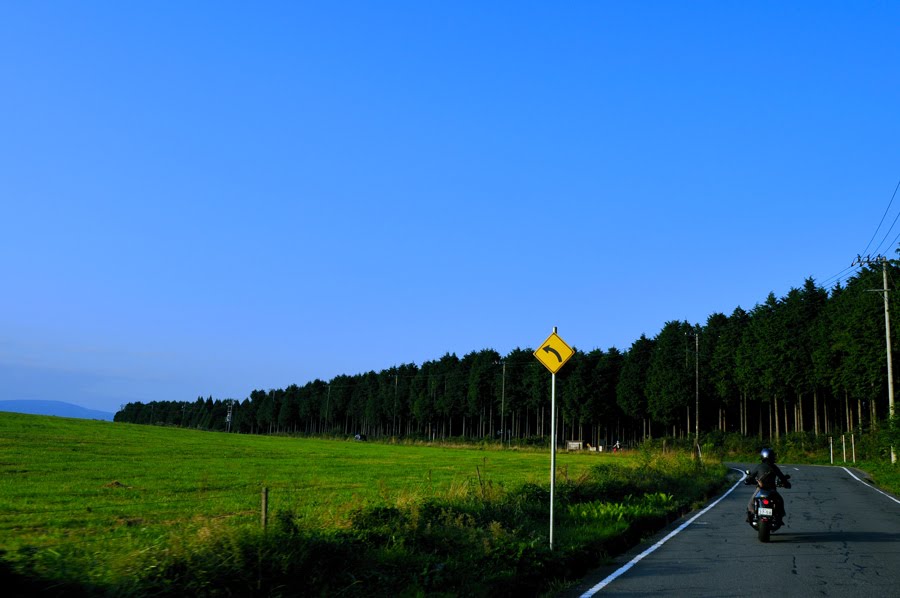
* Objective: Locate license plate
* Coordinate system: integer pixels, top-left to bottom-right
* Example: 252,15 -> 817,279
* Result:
758,507 -> 774,516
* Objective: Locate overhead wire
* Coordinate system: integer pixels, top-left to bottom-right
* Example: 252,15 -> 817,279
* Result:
814,176 -> 900,291
874,215 -> 900,259
818,265 -> 858,289
886,225 -> 900,261
870,178 -> 900,256
861,177 -> 900,257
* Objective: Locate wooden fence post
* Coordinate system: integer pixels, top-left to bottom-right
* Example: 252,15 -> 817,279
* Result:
261,487 -> 268,530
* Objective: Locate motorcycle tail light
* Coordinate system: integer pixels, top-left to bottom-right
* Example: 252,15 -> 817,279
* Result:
762,499 -> 769,505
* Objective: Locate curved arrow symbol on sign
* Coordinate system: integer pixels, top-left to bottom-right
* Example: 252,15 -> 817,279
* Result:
542,346 -> 563,363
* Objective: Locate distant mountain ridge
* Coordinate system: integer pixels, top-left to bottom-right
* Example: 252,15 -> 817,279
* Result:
0,400 -> 115,421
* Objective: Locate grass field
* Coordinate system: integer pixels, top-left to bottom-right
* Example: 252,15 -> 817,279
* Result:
1,412 -> 627,586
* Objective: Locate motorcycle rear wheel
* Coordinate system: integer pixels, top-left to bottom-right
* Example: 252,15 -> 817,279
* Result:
758,520 -> 770,542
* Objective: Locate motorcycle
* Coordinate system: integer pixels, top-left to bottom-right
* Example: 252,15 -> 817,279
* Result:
744,470 -> 791,543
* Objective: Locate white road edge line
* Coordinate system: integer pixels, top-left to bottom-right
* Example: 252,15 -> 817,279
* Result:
578,469 -> 748,597
842,466 -> 900,505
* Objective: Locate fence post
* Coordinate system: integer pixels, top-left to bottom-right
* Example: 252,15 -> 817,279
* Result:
829,436 -> 834,464
261,487 -> 269,530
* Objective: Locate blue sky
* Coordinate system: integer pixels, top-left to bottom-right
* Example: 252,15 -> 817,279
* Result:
2,2 -> 899,413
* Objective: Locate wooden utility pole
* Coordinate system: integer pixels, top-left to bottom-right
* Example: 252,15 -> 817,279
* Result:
501,360 -> 506,446
881,257 -> 896,464
685,326 -> 700,455
854,254 -> 896,463
694,330 -> 699,447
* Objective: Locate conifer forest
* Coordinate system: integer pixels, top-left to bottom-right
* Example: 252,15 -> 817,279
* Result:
115,263 -> 900,448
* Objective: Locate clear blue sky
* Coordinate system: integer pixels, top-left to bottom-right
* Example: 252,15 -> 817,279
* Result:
2,2 -> 899,413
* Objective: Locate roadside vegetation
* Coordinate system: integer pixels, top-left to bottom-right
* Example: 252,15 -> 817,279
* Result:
1,413 -> 729,597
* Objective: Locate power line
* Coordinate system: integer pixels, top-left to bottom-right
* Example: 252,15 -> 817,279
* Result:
874,210 -> 900,258
818,265 -> 859,289
870,178 -> 900,256
886,224 -> 900,259
817,176 -> 900,291
862,177 -> 900,256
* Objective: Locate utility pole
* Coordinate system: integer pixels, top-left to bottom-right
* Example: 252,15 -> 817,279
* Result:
882,256 -> 895,463
325,383 -> 331,433
855,254 -> 896,463
501,360 -> 506,446
686,326 -> 700,456
695,330 -> 699,448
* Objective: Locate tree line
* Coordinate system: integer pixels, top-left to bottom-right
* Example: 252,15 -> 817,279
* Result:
115,262 -> 900,448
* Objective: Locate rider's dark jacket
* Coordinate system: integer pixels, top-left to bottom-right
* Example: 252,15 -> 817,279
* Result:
747,462 -> 791,490
746,462 -> 791,519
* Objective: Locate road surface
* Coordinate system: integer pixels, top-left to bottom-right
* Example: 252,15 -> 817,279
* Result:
566,464 -> 900,597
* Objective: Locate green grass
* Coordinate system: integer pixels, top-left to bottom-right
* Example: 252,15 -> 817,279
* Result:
0,413 -> 731,595
0,415 -> 607,573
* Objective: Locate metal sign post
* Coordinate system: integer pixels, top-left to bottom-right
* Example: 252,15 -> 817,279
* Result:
550,369 -> 557,549
534,327 -> 574,551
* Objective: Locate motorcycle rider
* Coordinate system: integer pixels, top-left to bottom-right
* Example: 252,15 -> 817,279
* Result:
746,448 -> 791,525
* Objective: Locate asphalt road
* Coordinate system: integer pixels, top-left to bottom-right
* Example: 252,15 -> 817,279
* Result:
565,464 -> 900,597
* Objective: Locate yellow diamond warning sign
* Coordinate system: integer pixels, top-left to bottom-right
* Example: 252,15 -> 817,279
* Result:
534,331 -> 574,374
